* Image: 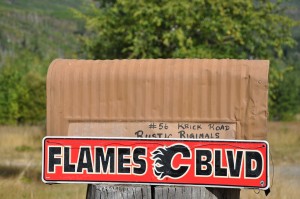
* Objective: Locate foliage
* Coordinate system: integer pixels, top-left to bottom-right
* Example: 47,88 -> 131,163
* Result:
268,0 -> 300,120
0,50 -> 47,124
80,0 -> 296,59
0,0 -> 84,124
78,0 -> 298,120
269,53 -> 300,120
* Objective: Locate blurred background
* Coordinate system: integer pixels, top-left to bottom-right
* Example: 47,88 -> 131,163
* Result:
0,0 -> 299,198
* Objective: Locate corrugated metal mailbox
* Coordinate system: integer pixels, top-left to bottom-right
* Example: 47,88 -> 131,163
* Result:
47,59 -> 268,139
45,59 -> 269,196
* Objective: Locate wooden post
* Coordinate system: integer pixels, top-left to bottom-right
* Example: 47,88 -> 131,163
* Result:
87,185 -> 240,199
86,184 -> 151,199
155,187 -> 240,199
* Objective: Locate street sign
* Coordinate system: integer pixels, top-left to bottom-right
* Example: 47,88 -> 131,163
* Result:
42,137 -> 269,190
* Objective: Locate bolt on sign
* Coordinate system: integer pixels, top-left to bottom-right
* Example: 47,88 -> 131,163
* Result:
42,137 -> 269,190
46,59 -> 269,190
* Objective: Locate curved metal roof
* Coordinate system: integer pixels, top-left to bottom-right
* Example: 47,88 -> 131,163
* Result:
47,59 -> 269,139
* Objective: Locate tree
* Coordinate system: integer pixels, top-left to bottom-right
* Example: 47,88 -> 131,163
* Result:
0,50 -> 46,124
79,0 -> 296,60
78,0 -> 297,120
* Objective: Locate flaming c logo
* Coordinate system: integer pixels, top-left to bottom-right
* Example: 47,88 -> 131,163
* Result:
151,144 -> 191,180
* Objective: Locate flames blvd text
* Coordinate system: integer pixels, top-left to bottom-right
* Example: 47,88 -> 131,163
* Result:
48,146 -> 262,178
42,137 -> 269,190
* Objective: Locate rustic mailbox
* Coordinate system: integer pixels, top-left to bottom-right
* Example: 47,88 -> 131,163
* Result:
46,59 -> 269,198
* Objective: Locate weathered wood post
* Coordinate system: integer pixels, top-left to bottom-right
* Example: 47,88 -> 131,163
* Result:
47,59 -> 269,199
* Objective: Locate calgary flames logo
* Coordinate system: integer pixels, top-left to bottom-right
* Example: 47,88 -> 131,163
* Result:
151,144 -> 191,180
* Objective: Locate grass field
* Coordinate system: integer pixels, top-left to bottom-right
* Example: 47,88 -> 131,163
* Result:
240,122 -> 300,199
0,122 -> 299,198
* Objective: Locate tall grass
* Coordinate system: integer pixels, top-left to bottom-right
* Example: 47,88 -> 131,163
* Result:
241,122 -> 300,198
0,126 -> 86,198
0,123 -> 299,198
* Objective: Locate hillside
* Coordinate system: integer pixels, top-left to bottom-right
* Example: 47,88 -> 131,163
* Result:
0,0 -> 85,67
0,0 -> 85,124
0,0 -> 299,123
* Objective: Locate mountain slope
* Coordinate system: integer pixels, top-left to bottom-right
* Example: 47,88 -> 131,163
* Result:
0,0 -> 85,66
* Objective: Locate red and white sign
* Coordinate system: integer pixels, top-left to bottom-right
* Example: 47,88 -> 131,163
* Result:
42,137 -> 269,190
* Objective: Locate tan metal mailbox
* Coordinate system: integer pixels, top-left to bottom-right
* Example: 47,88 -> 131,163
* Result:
47,59 -> 268,140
